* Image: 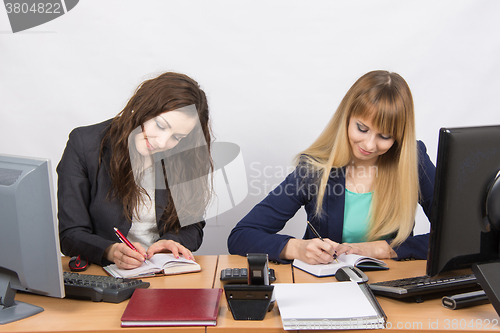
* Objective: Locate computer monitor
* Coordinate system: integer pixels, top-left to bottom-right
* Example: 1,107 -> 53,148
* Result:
427,125 -> 500,277
0,154 -> 64,325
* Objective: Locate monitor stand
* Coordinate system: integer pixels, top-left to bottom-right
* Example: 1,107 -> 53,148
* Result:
0,273 -> 44,325
472,261 -> 500,316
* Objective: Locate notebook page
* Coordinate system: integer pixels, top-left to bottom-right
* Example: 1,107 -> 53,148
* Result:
274,281 -> 378,320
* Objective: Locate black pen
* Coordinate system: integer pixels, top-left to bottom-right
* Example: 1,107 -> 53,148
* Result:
306,221 -> 339,262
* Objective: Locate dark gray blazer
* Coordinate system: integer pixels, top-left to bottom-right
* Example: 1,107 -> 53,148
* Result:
57,119 -> 205,266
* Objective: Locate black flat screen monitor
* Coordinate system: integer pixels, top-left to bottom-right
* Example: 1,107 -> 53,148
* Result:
0,154 -> 65,325
427,125 -> 500,277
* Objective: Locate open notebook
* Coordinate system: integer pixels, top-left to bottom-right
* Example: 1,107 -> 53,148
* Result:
293,253 -> 387,277
104,253 -> 201,278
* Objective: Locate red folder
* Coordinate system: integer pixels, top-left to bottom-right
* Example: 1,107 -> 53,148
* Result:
121,288 -> 223,327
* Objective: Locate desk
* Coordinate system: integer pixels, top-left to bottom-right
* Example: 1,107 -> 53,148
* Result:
293,259 -> 500,333
1,255 -> 499,333
211,255 -> 294,333
0,255 -> 218,333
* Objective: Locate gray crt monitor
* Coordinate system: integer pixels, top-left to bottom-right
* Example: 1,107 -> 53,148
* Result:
0,154 -> 64,325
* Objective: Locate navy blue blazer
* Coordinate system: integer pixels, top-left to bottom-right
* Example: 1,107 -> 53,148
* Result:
57,119 -> 205,266
228,141 -> 436,263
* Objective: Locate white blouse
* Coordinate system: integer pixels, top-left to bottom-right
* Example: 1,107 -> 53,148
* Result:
127,166 -> 160,250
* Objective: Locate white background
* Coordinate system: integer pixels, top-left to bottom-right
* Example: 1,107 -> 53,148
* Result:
1,1 -> 499,255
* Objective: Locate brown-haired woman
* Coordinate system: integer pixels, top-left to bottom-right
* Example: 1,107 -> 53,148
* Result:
228,70 -> 436,264
58,72 -> 213,269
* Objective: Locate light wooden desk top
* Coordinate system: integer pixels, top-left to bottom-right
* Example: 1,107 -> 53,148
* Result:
2,255 -> 499,333
0,255 -> 218,333
293,259 -> 500,333
211,255 -> 294,333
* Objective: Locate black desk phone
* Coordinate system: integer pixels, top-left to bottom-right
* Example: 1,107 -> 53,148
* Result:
223,253 -> 275,321
220,267 -> 276,284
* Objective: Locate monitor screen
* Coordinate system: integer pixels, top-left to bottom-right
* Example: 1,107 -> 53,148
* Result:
427,125 -> 500,277
0,154 -> 64,325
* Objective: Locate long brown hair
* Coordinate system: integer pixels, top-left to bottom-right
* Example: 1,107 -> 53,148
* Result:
101,72 -> 213,233
297,70 -> 419,247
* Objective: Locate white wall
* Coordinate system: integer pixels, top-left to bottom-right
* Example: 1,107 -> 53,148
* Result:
1,0 -> 499,255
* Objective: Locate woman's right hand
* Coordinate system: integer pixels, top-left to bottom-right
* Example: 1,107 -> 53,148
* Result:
280,238 -> 351,264
104,243 -> 147,269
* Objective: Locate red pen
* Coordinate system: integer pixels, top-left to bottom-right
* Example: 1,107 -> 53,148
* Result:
113,227 -> 146,262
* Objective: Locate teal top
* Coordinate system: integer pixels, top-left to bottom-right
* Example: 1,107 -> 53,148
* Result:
342,189 -> 372,243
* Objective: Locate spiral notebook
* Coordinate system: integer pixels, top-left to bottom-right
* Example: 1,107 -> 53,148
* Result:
274,281 -> 386,330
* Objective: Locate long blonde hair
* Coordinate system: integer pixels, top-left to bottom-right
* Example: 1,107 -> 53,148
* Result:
297,70 -> 419,247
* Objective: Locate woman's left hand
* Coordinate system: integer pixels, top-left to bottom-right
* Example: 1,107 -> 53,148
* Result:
146,239 -> 195,261
340,241 -> 396,259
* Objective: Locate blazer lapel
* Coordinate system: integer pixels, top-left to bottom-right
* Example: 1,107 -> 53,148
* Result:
327,167 -> 346,243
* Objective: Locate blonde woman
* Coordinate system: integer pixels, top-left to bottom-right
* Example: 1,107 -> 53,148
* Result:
228,70 -> 435,264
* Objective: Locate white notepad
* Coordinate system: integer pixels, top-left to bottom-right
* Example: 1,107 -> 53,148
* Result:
274,281 -> 385,330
